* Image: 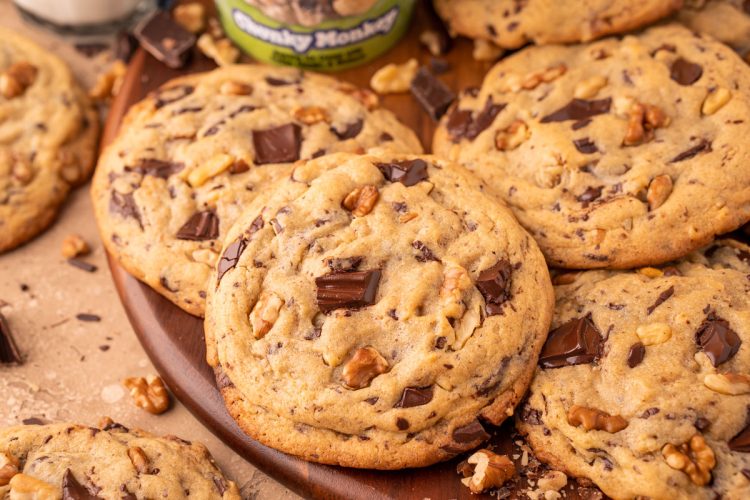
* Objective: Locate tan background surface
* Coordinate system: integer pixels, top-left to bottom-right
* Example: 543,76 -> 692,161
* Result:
0,1 -> 296,497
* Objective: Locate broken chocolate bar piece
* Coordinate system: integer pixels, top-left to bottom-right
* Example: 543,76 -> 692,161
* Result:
0,312 -> 22,364
134,10 -> 196,69
410,67 -> 456,121
316,269 -> 381,313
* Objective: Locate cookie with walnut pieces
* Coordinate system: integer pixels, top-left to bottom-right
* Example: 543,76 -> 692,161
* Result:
433,24 -> 750,269
678,0 -> 750,61
91,64 -> 422,316
517,239 -> 750,500
0,27 -> 99,253
205,152 -> 554,469
0,421 -> 240,499
432,0 -> 681,49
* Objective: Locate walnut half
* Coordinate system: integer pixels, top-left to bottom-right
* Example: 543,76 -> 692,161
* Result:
342,185 -> 379,217
341,346 -> 389,389
458,449 -> 516,494
663,434 -> 716,486
567,405 -> 628,433
0,452 -> 19,486
123,375 -> 170,414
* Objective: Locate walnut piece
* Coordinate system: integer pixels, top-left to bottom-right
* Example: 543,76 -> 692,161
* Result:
521,64 -> 567,90
197,34 -> 239,66
8,473 -> 57,499
440,262 -> 471,319
341,346 -> 389,389
61,234 -> 90,259
292,105 -> 330,125
703,372 -> 750,395
459,449 -> 516,494
342,185 -> 379,217
219,80 -> 253,96
187,153 -> 234,187
623,101 -> 668,146
663,434 -> 716,486
0,61 -> 37,99
249,291 -> 284,339
536,470 -> 568,492
638,267 -> 663,278
89,60 -> 126,102
574,75 -> 608,99
636,322 -> 672,346
701,88 -> 731,116
127,446 -> 150,474
123,375 -> 170,414
337,83 -> 379,110
370,58 -> 418,95
495,120 -> 530,151
646,174 -> 673,211
567,405 -> 628,433
173,2 -> 206,33
0,452 -> 18,486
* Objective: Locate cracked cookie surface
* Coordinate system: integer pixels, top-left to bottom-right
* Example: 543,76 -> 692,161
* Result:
433,25 -> 750,269
91,64 -> 422,316
0,27 -> 99,253
0,421 -> 240,499
518,239 -> 750,500
205,152 -> 553,469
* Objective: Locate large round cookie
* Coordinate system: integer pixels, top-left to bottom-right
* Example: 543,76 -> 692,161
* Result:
0,27 -> 99,253
205,152 -> 554,469
92,65 -> 422,316
517,239 -> 750,499
678,1 -> 750,61
432,0 -> 682,49
433,25 -> 750,269
0,421 -> 240,499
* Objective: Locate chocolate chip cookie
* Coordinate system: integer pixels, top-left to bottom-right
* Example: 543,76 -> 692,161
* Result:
679,0 -> 750,61
0,27 -> 99,253
0,420 -> 240,498
433,25 -> 750,269
518,239 -> 750,499
92,65 -> 422,316
205,152 -> 554,469
432,0 -> 682,49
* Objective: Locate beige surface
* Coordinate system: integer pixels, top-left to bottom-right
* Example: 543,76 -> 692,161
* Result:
0,2 -> 296,498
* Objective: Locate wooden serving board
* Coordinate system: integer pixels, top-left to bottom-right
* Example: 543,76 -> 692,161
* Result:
103,2 -> 604,498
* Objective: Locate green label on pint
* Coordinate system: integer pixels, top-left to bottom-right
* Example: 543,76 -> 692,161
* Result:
216,0 -> 415,71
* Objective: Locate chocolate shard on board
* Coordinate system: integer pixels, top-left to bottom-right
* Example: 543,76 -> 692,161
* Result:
447,97 -> 506,141
0,313 -> 22,364
410,66 -> 456,121
330,119 -> 363,140
376,159 -> 429,187
394,386 -> 434,408
134,10 -> 195,69
695,315 -> 741,366
252,124 -> 302,165
539,315 -> 602,368
627,342 -> 645,368
670,57 -> 703,86
315,270 -> 381,313
475,260 -> 512,316
540,97 -> 612,123
176,211 -> 219,241
127,158 -> 184,179
62,469 -> 102,500
729,422 -> 750,452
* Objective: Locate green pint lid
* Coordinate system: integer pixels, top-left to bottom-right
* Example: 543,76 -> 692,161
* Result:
215,0 -> 416,71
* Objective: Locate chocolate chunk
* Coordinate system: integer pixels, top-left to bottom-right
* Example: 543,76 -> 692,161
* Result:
217,238 -> 248,283
127,159 -> 184,179
0,313 -> 21,364
521,404 -> 542,425
22,417 -> 47,425
541,98 -> 612,123
573,138 -> 598,154
640,407 -> 660,419
695,315 -> 741,366
475,260 -> 512,316
447,97 -> 506,141
76,313 -> 101,322
412,241 -> 440,262
176,211 -> 219,241
252,124 -> 301,165
110,191 -> 142,228
396,418 -> 410,430
326,256 -> 363,273
67,259 -> 97,273
539,315 -> 602,368
153,85 -> 194,109
670,139 -> 711,163
229,159 -> 250,175
646,286 -> 674,315
627,342 -> 645,368
376,159 -> 429,187
452,420 -> 490,443
62,469 -> 102,500
577,186 -> 603,203
265,77 -> 296,86
134,10 -> 195,69
330,119 -> 363,140
315,270 -> 381,313
429,58 -> 450,74
670,58 -> 703,86
410,67 -> 456,121
729,422 -> 750,452
114,31 -> 138,63
394,386 -> 434,408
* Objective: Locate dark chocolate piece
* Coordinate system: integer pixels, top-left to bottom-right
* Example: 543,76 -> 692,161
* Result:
729,422 -> 750,452
627,342 -> 645,368
330,119 -> 363,140
0,313 -> 22,364
62,469 -> 102,500
67,259 -> 98,273
315,270 -> 381,313
647,286 -> 674,315
695,315 -> 741,366
573,138 -> 599,154
76,313 -> 101,322
134,10 -> 195,69
394,386 -> 434,408
539,315 -> 602,368
447,97 -> 506,141
176,211 -> 219,241
578,186 -> 603,203
217,238 -> 247,283
410,67 -> 456,121
452,420 -> 490,443
540,98 -> 612,123
265,77 -> 294,86
376,159 -> 429,187
396,418 -> 410,430
326,256 -> 363,273
412,241 -> 440,262
670,58 -> 703,86
475,260 -> 512,316
252,124 -> 302,165
670,139 -> 711,163
127,158 -> 184,179
429,58 -> 450,74
110,191 -> 142,228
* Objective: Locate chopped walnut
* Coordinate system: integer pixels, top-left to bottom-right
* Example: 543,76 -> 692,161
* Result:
249,291 -> 284,339
663,434 -> 716,486
123,375 -> 170,414
337,83 -> 379,110
187,153 -> 234,187
638,267 -> 663,278
419,30 -> 445,56
636,322 -> 672,346
536,470 -> 568,492
567,405 -> 628,433
341,346 -> 389,389
623,101 -> 669,146
495,120 -> 530,151
440,262 -> 471,319
701,88 -> 731,116
0,452 -> 18,486
370,58 -> 418,95
521,64 -> 567,90
472,39 -> 504,61
127,446 -> 150,474
646,175 -> 673,210
459,449 -> 516,494
0,61 -> 37,99
173,2 -> 206,33
703,372 -> 750,395
61,234 -> 90,259
197,33 -> 239,66
191,248 -> 219,267
342,185 -> 379,217
219,80 -> 253,95
398,212 -> 418,223
89,60 -> 127,102
574,75 -> 608,99
8,473 -> 57,498
292,105 -> 330,125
